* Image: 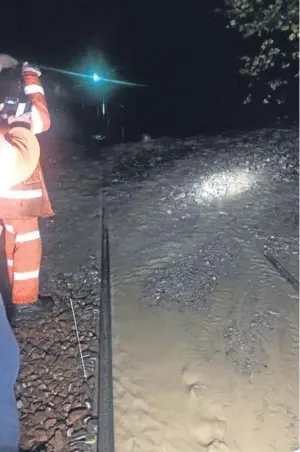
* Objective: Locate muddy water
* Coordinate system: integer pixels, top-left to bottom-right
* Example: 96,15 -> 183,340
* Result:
112,268 -> 298,452
110,221 -> 298,452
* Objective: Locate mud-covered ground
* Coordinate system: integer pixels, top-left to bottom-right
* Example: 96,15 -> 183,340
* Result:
14,127 -> 299,452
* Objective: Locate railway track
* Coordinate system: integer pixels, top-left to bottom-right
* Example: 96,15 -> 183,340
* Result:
69,206 -> 115,452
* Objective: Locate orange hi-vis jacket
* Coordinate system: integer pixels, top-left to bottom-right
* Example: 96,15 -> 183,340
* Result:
0,72 -> 54,219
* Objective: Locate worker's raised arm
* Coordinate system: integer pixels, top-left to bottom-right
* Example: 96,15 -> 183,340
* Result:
22,63 -> 51,134
0,126 -> 40,191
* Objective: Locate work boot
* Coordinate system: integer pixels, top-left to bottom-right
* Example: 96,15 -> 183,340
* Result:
12,296 -> 54,321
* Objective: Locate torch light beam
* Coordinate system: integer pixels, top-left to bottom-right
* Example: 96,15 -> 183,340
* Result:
39,65 -> 148,87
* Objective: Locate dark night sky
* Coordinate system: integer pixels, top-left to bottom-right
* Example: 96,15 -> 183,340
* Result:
2,1 -> 282,134
2,1 -> 242,83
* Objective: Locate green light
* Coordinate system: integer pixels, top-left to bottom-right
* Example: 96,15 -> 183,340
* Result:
92,73 -> 101,82
39,64 -> 148,87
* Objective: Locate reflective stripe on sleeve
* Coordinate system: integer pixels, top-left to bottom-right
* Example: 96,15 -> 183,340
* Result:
24,84 -> 45,95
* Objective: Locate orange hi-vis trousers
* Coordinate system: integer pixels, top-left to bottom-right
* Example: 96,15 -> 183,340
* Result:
2,218 -> 41,305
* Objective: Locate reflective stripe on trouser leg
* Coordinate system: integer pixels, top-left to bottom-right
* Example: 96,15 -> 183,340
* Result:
4,218 -> 41,305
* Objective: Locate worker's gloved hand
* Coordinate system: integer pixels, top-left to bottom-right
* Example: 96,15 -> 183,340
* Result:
0,54 -> 18,72
22,62 -> 41,77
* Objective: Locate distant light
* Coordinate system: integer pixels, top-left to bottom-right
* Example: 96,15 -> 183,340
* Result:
92,73 -> 101,82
